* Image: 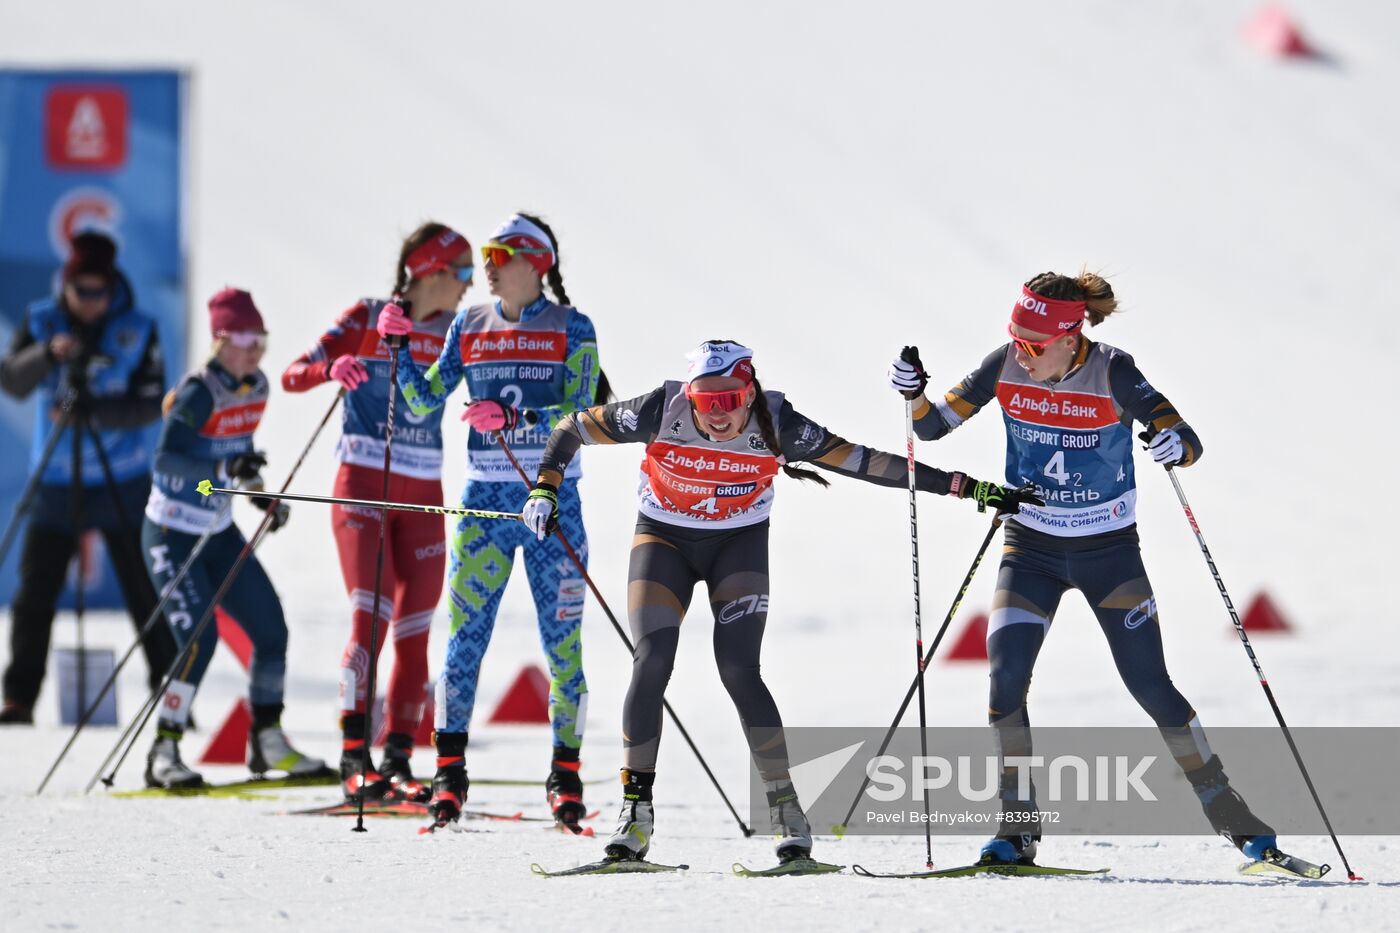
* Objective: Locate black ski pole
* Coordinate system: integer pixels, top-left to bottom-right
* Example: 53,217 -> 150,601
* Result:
1148,436 -> 1360,880
494,431 -> 753,837
86,390 -> 345,792
69,403 -> 88,733
835,516 -> 1002,834
195,484 -> 519,522
903,394 -> 935,869
353,339 -> 400,833
0,406 -> 71,571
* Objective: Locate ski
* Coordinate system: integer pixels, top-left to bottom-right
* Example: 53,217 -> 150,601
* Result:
284,799 -> 429,817
1238,851 -> 1331,880
530,857 -> 689,877
470,776 -> 611,787
111,771 -> 337,798
419,809 -> 601,835
852,863 -> 1109,879
733,858 -> 845,877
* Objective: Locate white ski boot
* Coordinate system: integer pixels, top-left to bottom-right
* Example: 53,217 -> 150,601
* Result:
605,769 -> 655,860
767,779 -> 813,862
145,734 -> 204,789
248,723 -> 327,778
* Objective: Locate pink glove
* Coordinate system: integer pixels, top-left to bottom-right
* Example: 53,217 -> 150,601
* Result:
376,302 -> 411,339
328,354 -> 369,390
462,399 -> 518,432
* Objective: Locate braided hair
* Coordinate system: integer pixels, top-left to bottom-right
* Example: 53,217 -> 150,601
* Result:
1025,269 -> 1119,327
518,211 -> 612,404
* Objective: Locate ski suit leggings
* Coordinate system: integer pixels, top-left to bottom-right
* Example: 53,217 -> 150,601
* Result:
436,478 -> 588,746
622,516 -> 791,783
332,463 -> 444,737
141,519 -> 287,705
987,523 -> 1212,777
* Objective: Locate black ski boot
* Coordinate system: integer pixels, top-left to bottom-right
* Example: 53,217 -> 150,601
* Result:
339,714 -> 390,802
547,746 -> 587,831
1187,756 -> 1277,857
429,732 -> 469,824
380,732 -> 430,803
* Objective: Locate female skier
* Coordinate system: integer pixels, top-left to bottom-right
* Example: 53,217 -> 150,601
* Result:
377,212 -> 607,829
522,339 -> 1040,865
141,288 -> 325,788
282,223 -> 470,802
887,270 -> 1281,867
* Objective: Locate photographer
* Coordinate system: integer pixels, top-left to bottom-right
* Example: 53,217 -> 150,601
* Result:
0,231 -> 176,725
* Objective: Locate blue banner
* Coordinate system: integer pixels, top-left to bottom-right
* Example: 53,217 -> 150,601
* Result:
0,69 -> 187,608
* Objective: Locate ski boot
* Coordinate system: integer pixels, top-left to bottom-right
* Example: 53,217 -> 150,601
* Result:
248,707 -> 329,778
978,783 -> 1041,866
604,769 -> 655,861
546,746 -> 587,831
339,745 -> 390,802
0,701 -> 34,725
1188,756 -> 1277,857
380,732 -> 430,803
428,732 -> 469,824
766,779 -> 814,863
145,731 -> 205,789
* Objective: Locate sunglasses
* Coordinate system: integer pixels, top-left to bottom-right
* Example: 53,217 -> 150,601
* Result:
70,283 -> 110,301
1007,323 -> 1075,359
451,264 -> 475,283
480,242 -> 550,267
221,331 -> 268,351
685,385 -> 749,413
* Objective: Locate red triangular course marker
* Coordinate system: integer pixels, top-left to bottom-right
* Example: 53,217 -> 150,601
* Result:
1240,592 -> 1293,634
945,612 -> 989,662
200,698 -> 251,765
488,664 -> 551,724
1244,6 -> 1314,58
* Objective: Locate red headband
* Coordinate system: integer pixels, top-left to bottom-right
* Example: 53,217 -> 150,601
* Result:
406,229 -> 472,280
1011,286 -> 1086,334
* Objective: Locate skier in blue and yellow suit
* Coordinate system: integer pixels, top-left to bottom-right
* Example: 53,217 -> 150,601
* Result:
379,213 -> 606,830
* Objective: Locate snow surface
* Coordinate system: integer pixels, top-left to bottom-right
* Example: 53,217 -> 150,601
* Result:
3,2 -> 1399,931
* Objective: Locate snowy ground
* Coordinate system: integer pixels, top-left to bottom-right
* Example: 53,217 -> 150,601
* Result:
4,1 -> 1400,930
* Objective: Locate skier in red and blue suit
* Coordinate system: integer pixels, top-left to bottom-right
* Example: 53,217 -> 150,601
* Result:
376,212 -> 609,830
889,270 -> 1283,868
283,222 -> 470,802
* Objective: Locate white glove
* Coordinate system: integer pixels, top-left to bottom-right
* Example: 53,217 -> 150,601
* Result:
521,490 -> 557,541
888,346 -> 927,398
1147,428 -> 1185,465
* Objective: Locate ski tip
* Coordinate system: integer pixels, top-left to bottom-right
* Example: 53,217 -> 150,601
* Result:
529,863 -> 549,876
731,862 -> 745,875
197,479 -> 213,497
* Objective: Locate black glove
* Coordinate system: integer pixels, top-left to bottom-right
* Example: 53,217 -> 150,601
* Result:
250,496 -> 291,532
888,346 -> 928,400
966,480 -> 1044,516
225,451 -> 267,481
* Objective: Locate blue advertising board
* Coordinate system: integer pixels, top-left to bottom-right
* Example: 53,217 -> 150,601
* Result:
0,69 -> 187,608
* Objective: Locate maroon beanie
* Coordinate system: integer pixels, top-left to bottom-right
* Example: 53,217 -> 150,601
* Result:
208,287 -> 266,334
63,231 -> 117,283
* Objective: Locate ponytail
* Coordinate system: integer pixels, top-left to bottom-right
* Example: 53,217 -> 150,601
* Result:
519,211 -> 612,403
1025,269 -> 1119,327
749,375 -> 829,487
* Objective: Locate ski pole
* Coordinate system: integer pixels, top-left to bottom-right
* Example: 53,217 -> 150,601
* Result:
834,516 -> 1002,834
494,430 -> 753,837
0,406 -> 71,571
87,390 -> 345,792
37,495 -> 234,794
1149,436 -> 1360,880
904,390 -> 935,869
195,482 -> 520,523
353,339 -> 400,833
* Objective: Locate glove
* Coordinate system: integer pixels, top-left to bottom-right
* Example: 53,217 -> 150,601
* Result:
376,302 -> 411,342
521,486 -> 559,541
463,399 -> 519,433
328,354 -> 369,391
966,480 -> 1044,516
251,496 -> 291,532
224,451 -> 267,481
1139,428 -> 1185,466
888,346 -> 928,400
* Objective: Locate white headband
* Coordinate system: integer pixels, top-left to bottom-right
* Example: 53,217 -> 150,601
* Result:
490,214 -> 555,254
685,341 -> 755,382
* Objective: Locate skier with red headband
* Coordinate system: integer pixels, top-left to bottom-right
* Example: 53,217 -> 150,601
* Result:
523,339 -> 1041,870
283,223 -> 470,802
376,212 -> 609,831
888,270 -> 1284,869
